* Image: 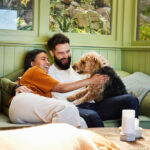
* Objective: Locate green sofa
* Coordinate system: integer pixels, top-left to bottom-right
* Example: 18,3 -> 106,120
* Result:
0,69 -> 150,129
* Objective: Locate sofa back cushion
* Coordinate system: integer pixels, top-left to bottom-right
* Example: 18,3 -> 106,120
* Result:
116,70 -> 150,118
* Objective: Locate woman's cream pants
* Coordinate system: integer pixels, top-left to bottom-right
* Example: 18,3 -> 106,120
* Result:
9,93 -> 87,128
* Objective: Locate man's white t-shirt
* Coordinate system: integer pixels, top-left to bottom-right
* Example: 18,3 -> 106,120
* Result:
48,64 -> 86,101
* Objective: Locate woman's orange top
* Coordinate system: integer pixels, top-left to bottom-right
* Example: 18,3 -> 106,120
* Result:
19,66 -> 59,98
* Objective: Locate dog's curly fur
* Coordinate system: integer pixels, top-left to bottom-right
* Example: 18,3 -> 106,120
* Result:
67,52 -> 127,105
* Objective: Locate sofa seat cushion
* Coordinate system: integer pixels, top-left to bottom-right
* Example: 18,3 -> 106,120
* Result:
103,119 -> 121,127
0,113 -> 34,129
103,116 -> 150,129
115,70 -> 131,78
139,115 -> 150,129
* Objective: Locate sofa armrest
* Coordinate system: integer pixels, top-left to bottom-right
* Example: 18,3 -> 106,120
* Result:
1,78 -> 16,109
1,78 -> 17,96
0,69 -> 24,115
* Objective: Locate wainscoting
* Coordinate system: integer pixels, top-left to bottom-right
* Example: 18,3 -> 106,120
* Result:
0,45 -> 150,77
0,44 -> 122,78
1,44 -> 150,77
0,44 -> 45,77
71,46 -> 122,70
122,47 -> 150,75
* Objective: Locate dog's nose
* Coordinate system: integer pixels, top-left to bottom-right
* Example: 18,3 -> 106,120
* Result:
72,65 -> 76,69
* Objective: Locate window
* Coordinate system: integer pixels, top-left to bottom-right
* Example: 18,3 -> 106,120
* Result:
0,0 -> 33,30
137,0 -> 150,41
49,0 -> 112,35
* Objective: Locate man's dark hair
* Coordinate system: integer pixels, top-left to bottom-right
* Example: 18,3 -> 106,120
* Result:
47,33 -> 70,51
24,49 -> 47,72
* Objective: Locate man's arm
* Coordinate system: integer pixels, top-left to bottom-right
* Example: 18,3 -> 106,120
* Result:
51,74 -> 109,93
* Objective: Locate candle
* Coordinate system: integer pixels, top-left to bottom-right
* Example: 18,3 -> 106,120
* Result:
135,118 -> 139,129
122,110 -> 135,134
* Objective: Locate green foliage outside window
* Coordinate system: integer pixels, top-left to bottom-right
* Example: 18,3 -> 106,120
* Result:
139,24 -> 150,41
137,0 -> 150,41
49,0 -> 112,35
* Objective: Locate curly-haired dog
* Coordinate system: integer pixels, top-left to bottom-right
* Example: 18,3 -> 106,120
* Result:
67,52 -> 127,105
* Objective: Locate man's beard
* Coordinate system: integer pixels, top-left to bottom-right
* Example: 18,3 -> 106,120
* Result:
54,56 -> 71,70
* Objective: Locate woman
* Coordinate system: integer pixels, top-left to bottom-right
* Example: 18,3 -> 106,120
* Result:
9,49 -> 107,128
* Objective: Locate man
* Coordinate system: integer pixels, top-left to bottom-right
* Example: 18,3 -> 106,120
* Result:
47,33 -> 139,127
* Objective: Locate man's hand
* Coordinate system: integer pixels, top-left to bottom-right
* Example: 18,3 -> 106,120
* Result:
90,74 -> 109,85
16,86 -> 32,94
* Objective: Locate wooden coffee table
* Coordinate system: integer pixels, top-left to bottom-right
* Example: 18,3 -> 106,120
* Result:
87,128 -> 150,150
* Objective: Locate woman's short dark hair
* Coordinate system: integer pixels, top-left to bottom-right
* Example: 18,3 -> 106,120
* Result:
47,33 -> 70,51
24,49 -> 47,72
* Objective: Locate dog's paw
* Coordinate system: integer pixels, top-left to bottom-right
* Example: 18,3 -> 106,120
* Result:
73,100 -> 82,105
67,96 -> 75,101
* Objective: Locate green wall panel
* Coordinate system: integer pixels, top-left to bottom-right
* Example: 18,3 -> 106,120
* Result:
132,51 -> 139,72
0,46 -> 4,77
2,45 -> 150,78
146,51 -> 150,74
115,49 -> 121,70
71,47 -> 122,70
139,52 -> 146,73
0,44 -> 46,77
122,51 -> 127,71
4,47 -> 15,76
14,47 -> 25,71
100,49 -> 108,58
71,47 -> 82,64
122,48 -> 150,75
0,45 -> 123,78
127,51 -> 133,73
108,49 -> 116,68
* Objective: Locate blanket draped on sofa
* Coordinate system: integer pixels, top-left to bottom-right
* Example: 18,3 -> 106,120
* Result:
122,72 -> 150,103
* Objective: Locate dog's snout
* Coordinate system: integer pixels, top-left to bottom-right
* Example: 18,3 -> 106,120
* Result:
72,65 -> 77,70
72,65 -> 75,69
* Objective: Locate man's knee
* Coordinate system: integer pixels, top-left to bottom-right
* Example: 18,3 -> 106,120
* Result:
121,94 -> 139,117
80,109 -> 104,127
122,94 -> 139,107
79,109 -> 99,118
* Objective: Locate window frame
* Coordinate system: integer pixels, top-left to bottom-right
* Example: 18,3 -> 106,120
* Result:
131,0 -> 150,46
0,0 -> 124,47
